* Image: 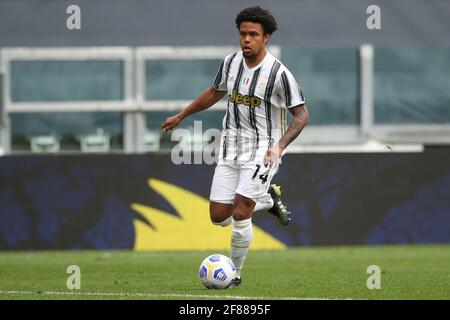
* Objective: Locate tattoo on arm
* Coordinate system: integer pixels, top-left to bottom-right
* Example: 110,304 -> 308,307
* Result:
277,104 -> 309,151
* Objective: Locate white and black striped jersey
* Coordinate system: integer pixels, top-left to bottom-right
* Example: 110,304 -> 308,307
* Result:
213,50 -> 306,162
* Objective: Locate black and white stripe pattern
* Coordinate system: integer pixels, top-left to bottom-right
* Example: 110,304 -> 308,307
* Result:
281,71 -> 292,107
224,53 -> 238,131
222,104 -> 230,159
280,71 -> 292,136
222,53 -> 238,159
217,51 -> 305,161
264,61 -> 281,148
213,60 -> 224,91
232,60 -> 245,130
299,87 -> 305,104
224,52 -> 237,84
232,60 -> 245,159
281,107 -> 287,135
248,67 -> 261,158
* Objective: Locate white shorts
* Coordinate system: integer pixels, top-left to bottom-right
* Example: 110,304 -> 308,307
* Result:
209,150 -> 280,204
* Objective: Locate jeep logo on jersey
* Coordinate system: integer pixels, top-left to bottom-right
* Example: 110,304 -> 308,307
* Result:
228,89 -> 262,108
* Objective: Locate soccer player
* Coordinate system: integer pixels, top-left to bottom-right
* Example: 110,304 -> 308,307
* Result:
162,6 -> 309,285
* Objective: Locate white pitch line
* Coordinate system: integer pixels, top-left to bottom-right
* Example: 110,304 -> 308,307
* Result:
0,290 -> 344,300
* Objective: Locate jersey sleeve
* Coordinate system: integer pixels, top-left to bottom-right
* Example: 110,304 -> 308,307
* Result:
277,69 -> 306,108
212,58 -> 227,92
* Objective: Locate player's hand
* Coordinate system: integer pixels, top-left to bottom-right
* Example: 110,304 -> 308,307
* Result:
161,114 -> 182,132
263,147 -> 282,168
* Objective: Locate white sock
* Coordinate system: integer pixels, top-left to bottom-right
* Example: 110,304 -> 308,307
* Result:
253,197 -> 274,213
212,216 -> 232,227
230,218 -> 253,279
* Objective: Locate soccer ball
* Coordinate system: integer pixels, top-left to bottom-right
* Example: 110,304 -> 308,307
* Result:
199,254 -> 236,289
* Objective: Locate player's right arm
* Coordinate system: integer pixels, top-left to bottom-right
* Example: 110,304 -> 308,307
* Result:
161,87 -> 226,132
162,55 -> 231,132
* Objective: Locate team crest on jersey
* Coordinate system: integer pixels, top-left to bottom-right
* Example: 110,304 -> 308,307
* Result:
229,89 -> 262,108
257,77 -> 268,90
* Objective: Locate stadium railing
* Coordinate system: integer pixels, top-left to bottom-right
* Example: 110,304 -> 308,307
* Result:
0,45 -> 448,155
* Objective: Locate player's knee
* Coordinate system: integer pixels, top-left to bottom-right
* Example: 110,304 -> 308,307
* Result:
211,216 -> 232,227
232,207 -> 252,221
210,202 -> 232,226
209,209 -> 231,227
210,212 -> 223,224
232,195 -> 254,221
210,209 -> 231,227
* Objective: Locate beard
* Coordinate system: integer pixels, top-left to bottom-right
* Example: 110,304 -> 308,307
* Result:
242,49 -> 258,59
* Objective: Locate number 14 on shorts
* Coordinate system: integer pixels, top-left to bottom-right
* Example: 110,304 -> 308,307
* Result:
251,164 -> 269,184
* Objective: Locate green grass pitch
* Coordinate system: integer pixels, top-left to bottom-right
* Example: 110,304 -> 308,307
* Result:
0,244 -> 449,300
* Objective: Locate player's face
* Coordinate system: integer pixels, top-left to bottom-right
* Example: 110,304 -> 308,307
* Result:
239,22 -> 270,60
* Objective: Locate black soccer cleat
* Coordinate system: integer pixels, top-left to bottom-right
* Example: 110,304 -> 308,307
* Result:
232,277 -> 242,287
268,184 -> 291,226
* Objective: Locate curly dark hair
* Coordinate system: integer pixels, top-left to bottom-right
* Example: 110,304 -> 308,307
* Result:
235,6 -> 278,35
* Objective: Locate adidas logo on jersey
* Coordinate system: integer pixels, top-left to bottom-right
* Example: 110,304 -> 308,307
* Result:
228,89 -> 262,108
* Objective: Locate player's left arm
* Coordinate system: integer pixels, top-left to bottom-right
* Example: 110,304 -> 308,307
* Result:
277,104 -> 309,151
264,104 -> 309,167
